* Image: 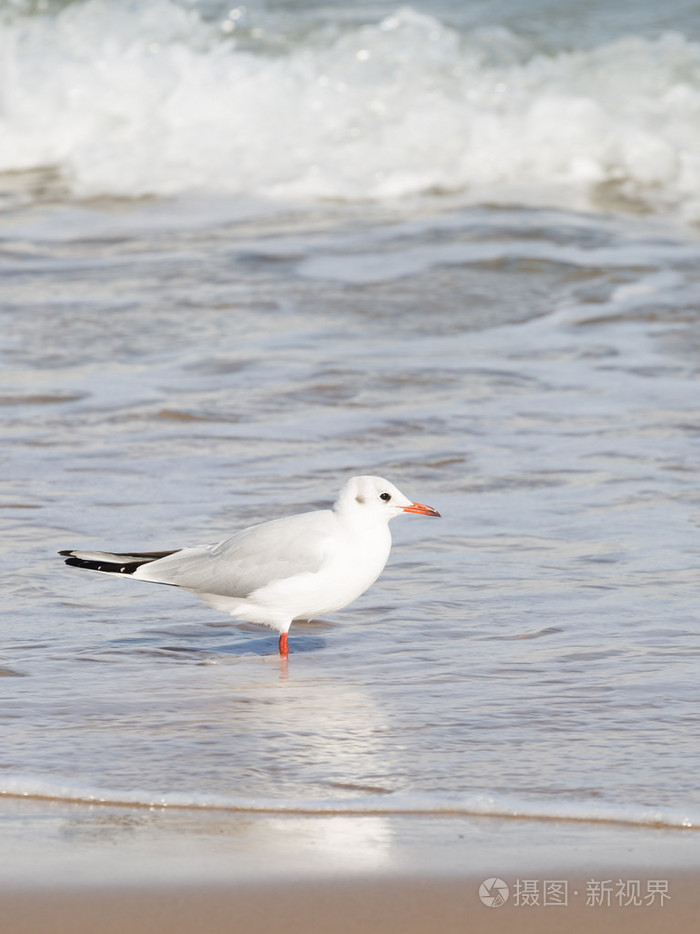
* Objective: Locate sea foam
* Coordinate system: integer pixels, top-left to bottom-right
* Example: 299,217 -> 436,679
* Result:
1,774 -> 698,830
1,1 -> 700,219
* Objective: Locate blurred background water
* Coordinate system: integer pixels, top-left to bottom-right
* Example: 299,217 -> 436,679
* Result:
1,0 -> 700,842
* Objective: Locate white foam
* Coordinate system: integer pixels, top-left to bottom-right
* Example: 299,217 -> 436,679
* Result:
2,2 -> 700,219
1,774 -> 698,830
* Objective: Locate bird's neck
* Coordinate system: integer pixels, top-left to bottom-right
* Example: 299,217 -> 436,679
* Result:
334,505 -> 392,540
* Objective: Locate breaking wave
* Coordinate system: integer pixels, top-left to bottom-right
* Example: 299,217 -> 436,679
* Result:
2,1 -> 700,219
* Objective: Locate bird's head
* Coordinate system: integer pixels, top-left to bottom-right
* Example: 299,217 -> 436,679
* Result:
335,476 -> 441,522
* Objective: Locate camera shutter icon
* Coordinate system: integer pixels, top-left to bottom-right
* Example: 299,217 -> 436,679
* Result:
479,878 -> 510,908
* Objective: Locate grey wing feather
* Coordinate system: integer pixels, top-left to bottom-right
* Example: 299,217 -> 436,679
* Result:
134,510 -> 334,597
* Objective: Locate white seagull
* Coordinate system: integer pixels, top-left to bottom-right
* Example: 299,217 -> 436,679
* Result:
59,476 -> 440,655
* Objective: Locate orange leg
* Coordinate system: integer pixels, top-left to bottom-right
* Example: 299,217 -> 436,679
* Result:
279,632 -> 289,656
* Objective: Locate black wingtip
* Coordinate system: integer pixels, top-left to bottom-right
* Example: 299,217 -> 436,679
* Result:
63,555 -> 86,569
59,548 -> 180,575
62,555 -> 141,574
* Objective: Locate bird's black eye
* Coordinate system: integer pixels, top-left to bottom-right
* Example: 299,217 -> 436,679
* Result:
379,492 -> 391,502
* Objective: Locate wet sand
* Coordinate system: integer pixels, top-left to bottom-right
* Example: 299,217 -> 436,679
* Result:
2,873 -> 698,934
1,799 -> 698,933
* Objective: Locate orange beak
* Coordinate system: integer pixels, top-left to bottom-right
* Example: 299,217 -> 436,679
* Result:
402,501 -> 441,518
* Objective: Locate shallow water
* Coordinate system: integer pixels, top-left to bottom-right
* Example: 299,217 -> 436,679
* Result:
3,196 -> 699,829
1,0 -> 700,847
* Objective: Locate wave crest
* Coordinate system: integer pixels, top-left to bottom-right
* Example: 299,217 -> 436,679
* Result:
2,2 -> 700,219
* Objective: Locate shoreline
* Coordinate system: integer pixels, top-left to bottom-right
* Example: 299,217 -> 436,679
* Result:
1,798 -> 698,932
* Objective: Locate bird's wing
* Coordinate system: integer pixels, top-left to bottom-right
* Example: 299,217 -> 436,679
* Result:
133,510 -> 336,597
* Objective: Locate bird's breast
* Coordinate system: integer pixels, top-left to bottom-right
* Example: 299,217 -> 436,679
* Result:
320,523 -> 392,602
246,521 -> 392,622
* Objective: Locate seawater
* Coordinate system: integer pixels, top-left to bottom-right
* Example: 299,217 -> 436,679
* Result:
1,0 -> 700,844
2,0 -> 700,217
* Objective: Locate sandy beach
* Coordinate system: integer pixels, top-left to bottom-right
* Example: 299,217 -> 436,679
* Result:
3,872 -> 698,934
1,799 -> 698,934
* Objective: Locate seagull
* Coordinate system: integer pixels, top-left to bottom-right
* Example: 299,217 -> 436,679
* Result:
59,476 -> 440,656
